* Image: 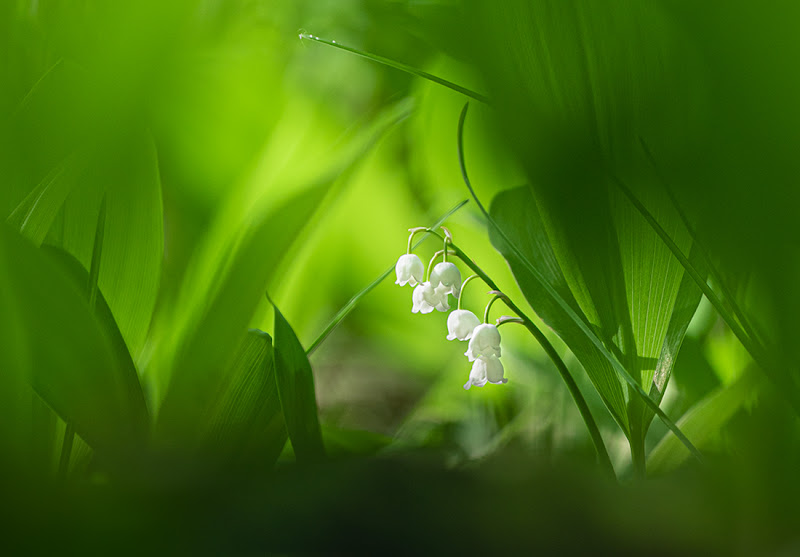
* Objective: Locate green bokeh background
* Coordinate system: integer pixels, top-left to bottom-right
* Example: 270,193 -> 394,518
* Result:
2,1 -> 800,554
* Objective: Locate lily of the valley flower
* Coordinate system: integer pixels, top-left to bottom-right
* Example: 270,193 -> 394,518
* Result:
429,261 -> 462,298
464,323 -> 501,361
446,309 -> 481,341
463,355 -> 507,390
395,254 -> 425,287
412,282 -> 450,314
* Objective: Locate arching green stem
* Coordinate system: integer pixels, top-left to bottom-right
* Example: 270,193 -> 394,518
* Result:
406,227 -> 427,254
483,293 -> 503,324
422,228 -> 615,479
458,274 -> 480,311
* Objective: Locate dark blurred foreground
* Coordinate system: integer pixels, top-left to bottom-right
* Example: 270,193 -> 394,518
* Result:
3,411 -> 799,557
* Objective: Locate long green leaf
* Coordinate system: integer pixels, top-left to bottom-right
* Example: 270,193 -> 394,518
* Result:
490,187 -> 629,432
0,227 -> 149,454
461,107 -> 701,461
273,303 -> 325,464
612,172 -> 800,415
299,33 -> 489,104
50,135 -> 164,360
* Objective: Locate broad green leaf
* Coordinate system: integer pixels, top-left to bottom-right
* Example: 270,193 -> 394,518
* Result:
648,370 -> 760,474
490,183 -> 703,447
47,135 -> 164,360
490,187 -> 629,433
609,182 -> 703,441
466,0 -> 708,454
273,304 -> 325,464
41,245 -> 146,418
7,134 -> 164,361
204,330 -> 287,467
0,226 -> 148,454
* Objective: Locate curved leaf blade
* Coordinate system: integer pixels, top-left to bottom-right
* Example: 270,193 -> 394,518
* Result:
0,227 -> 149,453
490,186 -> 630,433
204,329 -> 287,466
273,304 -> 324,464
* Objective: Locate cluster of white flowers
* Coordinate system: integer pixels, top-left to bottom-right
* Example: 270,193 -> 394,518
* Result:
395,228 -> 508,390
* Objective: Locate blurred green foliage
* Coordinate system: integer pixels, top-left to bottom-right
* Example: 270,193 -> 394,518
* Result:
2,0 -> 800,554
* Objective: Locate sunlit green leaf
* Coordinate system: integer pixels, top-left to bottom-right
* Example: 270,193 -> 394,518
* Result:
490,186 -> 629,433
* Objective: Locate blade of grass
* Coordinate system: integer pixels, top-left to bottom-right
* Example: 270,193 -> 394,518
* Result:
299,33 -> 489,104
306,198 -> 469,356
457,103 -> 703,462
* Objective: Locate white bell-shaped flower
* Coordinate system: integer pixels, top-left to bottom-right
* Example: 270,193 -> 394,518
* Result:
464,323 -> 501,361
412,282 -> 450,314
463,356 -> 507,389
484,355 -> 507,385
446,310 -> 481,341
395,254 -> 425,287
429,262 -> 462,298
463,358 -> 488,390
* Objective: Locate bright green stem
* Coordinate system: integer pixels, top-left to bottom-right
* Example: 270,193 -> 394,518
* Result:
458,274 -> 479,311
299,33 -> 490,104
406,227 -> 427,254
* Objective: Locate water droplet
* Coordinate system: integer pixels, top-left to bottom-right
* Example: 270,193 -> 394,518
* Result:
332,40 -> 336,44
